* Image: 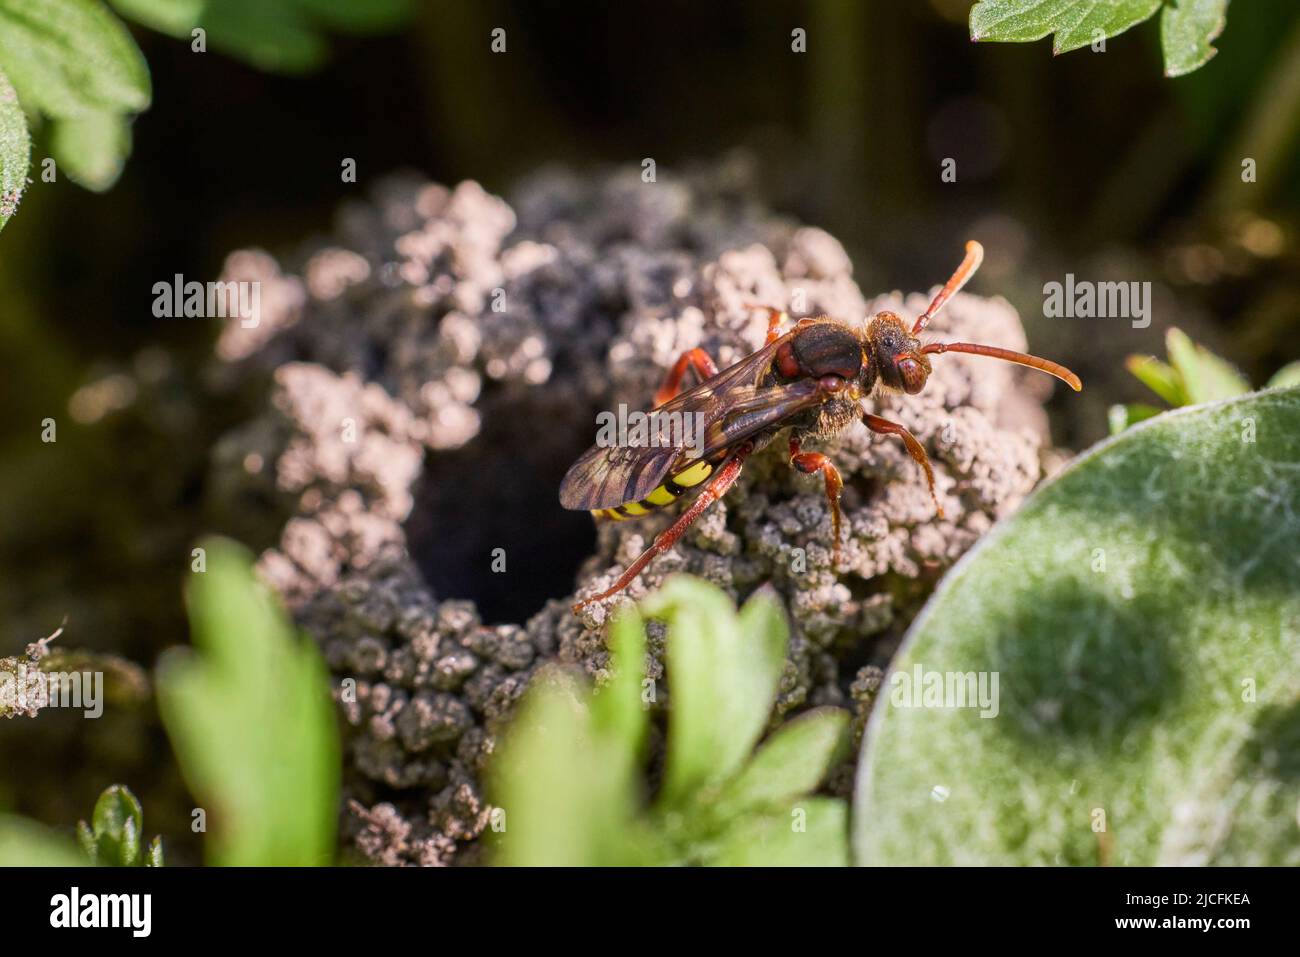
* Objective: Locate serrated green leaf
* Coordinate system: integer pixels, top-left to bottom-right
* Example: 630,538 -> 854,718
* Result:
711,797 -> 849,866
855,388 -> 1300,865
1165,327 -> 1250,403
1266,361 -> 1300,390
1125,354 -> 1187,406
158,537 -> 339,866
970,0 -> 1162,54
970,0 -> 1230,76
0,66 -> 29,233
1161,0 -> 1228,78
50,108 -> 131,190
0,0 -> 150,118
642,578 -> 788,805
712,708 -> 848,818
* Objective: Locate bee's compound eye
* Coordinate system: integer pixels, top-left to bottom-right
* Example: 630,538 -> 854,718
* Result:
897,357 -> 926,394
818,374 -> 846,392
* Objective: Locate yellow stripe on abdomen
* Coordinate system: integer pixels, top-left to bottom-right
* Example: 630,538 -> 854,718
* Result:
591,459 -> 717,522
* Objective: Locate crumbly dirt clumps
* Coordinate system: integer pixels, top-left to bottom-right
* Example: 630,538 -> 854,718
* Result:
209,161 -> 1058,865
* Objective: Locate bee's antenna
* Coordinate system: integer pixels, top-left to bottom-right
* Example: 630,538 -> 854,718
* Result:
921,341 -> 1083,391
912,240 -> 984,336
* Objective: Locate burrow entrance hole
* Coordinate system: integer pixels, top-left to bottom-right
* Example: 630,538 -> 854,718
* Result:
405,386 -> 598,625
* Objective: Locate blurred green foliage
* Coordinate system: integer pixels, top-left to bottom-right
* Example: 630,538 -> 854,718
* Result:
857,387 -> 1300,865
489,577 -> 851,866
970,0 -> 1228,76
1111,326 -> 1296,432
157,536 -> 339,866
0,0 -> 412,221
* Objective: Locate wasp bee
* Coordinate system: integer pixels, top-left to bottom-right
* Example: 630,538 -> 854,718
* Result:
560,242 -> 1081,613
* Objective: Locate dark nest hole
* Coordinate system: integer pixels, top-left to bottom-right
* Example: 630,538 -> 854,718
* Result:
406,385 -> 598,624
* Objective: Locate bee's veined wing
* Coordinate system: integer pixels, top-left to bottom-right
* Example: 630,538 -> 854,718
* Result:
559,336 -> 825,511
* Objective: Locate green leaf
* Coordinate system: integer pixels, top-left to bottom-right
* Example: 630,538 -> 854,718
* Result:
641,579 -> 787,805
590,605 -> 649,756
970,0 -> 1230,76
146,834 -> 164,866
0,816 -> 87,866
0,66 -> 28,234
87,784 -> 144,865
110,0 -> 414,74
158,536 -> 340,866
1125,354 -> 1187,406
855,388 -> 1300,865
0,0 -> 151,118
713,708 -> 849,817
1161,0 -> 1228,78
711,798 -> 849,866
1107,401 -> 1163,435
1267,361 -> 1300,390
1164,327 -> 1250,403
50,108 -> 131,190
489,665 -> 653,866
970,0 -> 1162,55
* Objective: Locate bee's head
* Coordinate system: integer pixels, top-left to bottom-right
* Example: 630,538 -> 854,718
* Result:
867,311 -> 931,394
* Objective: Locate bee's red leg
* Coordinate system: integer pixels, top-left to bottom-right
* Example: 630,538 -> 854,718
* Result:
654,348 -> 720,406
743,304 -> 791,345
788,438 -> 845,568
863,412 -> 943,518
572,444 -> 752,614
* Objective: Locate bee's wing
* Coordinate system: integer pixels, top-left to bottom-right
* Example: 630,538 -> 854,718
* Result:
560,336 -> 825,511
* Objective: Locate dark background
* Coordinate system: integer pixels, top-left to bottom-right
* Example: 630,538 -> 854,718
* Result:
2,0 -> 1298,854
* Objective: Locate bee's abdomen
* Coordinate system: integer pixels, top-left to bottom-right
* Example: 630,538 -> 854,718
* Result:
591,458 -> 715,522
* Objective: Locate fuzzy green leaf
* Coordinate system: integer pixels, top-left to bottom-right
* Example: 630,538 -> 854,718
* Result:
50,108 -> 131,191
0,66 -> 29,233
642,579 -> 787,805
1125,354 -> 1187,406
1267,361 -> 1300,390
970,0 -> 1230,77
158,537 -> 339,866
1165,327 -> 1250,403
1161,0 -> 1228,78
0,0 -> 150,118
855,388 -> 1300,865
